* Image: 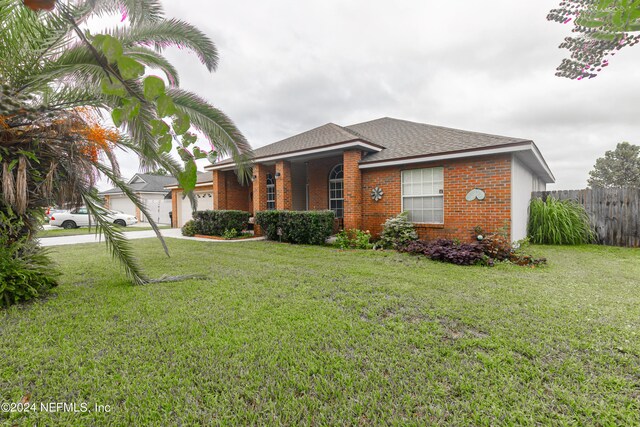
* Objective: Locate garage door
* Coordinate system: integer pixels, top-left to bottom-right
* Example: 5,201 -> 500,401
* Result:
109,196 -> 135,217
144,198 -> 172,224
178,191 -> 213,227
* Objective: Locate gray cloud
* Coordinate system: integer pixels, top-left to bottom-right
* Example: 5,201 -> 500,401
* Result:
99,0 -> 640,190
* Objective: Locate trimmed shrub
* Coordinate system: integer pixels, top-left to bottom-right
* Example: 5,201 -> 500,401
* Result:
192,210 -> 250,236
528,197 -> 595,245
181,220 -> 197,237
378,212 -> 418,249
255,210 -> 335,245
334,229 -> 373,250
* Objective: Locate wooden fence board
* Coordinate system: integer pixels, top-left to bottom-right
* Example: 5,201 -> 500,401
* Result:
532,188 -> 640,247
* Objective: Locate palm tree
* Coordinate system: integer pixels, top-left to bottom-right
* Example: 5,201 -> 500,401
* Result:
0,0 -> 252,286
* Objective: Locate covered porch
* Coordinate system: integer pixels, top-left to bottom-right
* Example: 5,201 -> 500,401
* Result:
210,149 -> 367,234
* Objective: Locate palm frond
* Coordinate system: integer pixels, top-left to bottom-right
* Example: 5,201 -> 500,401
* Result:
76,0 -> 164,25
169,88 -> 253,181
94,161 -> 169,257
82,191 -> 148,285
111,19 -> 218,71
124,46 -> 180,85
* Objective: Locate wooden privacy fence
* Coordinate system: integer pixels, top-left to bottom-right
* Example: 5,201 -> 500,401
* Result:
532,188 -> 640,248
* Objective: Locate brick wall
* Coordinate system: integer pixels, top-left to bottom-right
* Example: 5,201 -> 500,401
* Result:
275,160 -> 292,210
362,154 -> 512,241
171,190 -> 178,227
219,153 -> 512,241
212,170 -> 227,210
343,150 -> 363,230
307,156 -> 342,210
224,170 -> 251,212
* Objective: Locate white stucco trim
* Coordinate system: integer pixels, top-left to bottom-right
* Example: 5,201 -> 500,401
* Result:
164,182 -> 213,190
359,144 -> 532,169
359,143 -> 555,184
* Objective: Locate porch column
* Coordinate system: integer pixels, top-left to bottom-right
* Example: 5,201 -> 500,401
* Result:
171,190 -> 178,227
275,160 -> 292,210
343,150 -> 363,230
212,170 -> 227,210
252,163 -> 268,236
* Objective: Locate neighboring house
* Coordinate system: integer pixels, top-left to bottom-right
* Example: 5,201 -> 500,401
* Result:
168,117 -> 555,241
165,172 -> 215,227
100,173 -> 174,224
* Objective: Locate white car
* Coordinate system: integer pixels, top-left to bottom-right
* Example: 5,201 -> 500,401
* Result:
49,207 -> 138,229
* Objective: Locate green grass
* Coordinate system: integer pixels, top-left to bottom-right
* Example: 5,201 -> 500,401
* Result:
1,241 -> 639,426
37,225 -> 170,238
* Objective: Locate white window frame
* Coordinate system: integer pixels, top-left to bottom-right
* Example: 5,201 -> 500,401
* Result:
266,173 -> 276,210
328,164 -> 344,219
401,167 -> 444,224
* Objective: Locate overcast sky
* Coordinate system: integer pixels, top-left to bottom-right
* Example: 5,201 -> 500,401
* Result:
101,0 -> 640,190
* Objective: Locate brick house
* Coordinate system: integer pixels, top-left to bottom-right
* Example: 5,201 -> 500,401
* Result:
168,117 -> 554,241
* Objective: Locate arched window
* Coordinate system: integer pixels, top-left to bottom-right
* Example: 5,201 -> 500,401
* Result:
266,173 -> 276,210
329,164 -> 344,218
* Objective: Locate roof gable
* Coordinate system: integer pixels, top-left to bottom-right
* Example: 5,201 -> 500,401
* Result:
250,123 -> 375,159
100,173 -> 176,195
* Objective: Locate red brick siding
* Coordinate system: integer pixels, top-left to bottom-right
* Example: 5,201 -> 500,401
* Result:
171,190 -> 178,227
362,154 -> 512,241
219,153 -> 512,241
224,171 -> 251,212
343,150 -> 363,230
212,170 -> 227,210
275,160 -> 293,210
307,156 -> 342,210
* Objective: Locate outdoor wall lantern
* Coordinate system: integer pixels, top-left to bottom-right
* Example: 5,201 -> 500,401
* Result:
251,175 -> 257,182
275,172 -> 281,179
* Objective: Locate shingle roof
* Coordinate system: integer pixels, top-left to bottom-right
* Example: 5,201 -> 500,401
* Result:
347,118 -> 531,164
211,117 -> 532,169
214,123 -> 372,166
100,173 -> 175,195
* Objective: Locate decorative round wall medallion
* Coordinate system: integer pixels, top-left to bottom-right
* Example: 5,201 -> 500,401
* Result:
465,188 -> 486,201
371,186 -> 384,201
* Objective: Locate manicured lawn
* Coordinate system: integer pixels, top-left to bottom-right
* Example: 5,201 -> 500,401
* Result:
37,225 -> 170,238
1,240 -> 639,425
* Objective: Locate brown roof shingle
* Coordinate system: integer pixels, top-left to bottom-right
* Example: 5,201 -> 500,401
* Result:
347,118 -> 531,164
211,117 -> 533,167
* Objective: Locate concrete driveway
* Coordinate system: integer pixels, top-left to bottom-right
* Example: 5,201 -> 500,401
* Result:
38,228 -> 264,247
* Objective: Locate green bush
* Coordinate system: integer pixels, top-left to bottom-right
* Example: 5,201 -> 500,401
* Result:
255,210 -> 335,245
181,220 -> 197,237
378,212 -> 418,249
192,210 -> 250,236
222,228 -> 239,239
0,208 -> 59,307
528,197 -> 595,245
334,229 -> 373,250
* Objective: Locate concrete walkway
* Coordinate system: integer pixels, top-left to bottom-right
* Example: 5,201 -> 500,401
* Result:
39,227 -> 265,247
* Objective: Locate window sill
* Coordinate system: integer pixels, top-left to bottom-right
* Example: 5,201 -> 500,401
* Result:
412,223 -> 445,229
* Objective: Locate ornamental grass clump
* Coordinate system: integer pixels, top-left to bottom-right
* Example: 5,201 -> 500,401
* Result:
528,197 -> 595,245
